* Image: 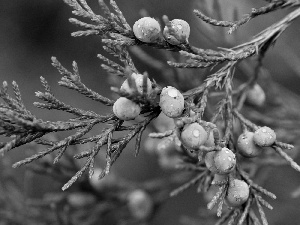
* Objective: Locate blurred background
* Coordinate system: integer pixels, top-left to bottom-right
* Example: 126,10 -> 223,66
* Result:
0,0 -> 300,224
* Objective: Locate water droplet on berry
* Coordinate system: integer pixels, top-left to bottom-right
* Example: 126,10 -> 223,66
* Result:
167,88 -> 178,98
228,157 -> 231,161
262,129 -> 266,133
192,129 -> 200,137
138,25 -> 141,28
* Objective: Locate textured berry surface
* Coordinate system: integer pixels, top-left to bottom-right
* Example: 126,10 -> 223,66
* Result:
225,179 -> 250,207
253,126 -> 276,147
159,86 -> 184,118
113,97 -> 141,121
213,148 -> 236,174
237,131 -> 262,157
120,73 -> 152,95
204,151 -> 218,173
133,17 -> 161,43
163,19 -> 190,45
127,189 -> 153,220
246,84 -> 266,107
181,122 -> 208,150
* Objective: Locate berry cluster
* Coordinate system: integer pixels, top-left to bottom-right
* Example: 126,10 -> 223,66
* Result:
147,85 -> 283,213
237,126 -> 276,158
133,17 -> 190,45
113,72 -> 153,121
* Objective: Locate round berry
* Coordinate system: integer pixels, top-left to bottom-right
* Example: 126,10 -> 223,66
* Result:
113,97 -> 141,121
204,151 -> 218,173
127,189 -> 153,220
181,123 -> 208,150
213,148 -> 236,175
246,84 -> 266,107
237,131 -> 262,157
225,179 -> 250,207
253,126 -> 276,147
159,86 -> 184,118
163,19 -> 190,45
133,17 -> 161,43
120,73 -> 152,95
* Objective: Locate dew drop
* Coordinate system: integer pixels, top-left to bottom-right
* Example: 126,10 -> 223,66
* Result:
192,129 -> 200,137
167,88 -> 178,98
228,157 -> 232,161
138,24 -> 141,28
262,129 -> 266,133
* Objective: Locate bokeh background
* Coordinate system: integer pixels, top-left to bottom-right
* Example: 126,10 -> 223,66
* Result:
1,0 -> 300,224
